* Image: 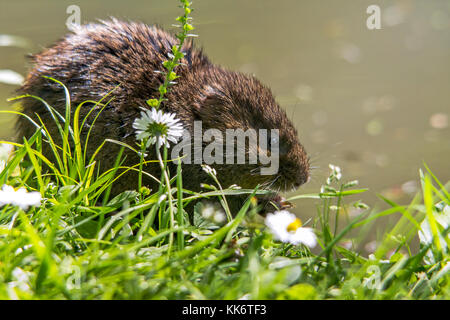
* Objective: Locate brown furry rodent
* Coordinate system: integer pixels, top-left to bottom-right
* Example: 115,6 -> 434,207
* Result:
16,19 -> 310,200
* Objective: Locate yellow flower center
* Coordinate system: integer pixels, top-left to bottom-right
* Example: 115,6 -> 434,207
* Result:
287,218 -> 302,233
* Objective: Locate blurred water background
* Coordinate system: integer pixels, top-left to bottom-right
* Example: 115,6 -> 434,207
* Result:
0,0 -> 449,251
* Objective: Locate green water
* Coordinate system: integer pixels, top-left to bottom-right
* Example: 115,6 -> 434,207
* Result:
1,0 -> 449,245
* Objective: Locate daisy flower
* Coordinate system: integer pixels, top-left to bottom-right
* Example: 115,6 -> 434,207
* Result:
0,185 -> 42,210
265,210 -> 317,248
133,108 -> 184,149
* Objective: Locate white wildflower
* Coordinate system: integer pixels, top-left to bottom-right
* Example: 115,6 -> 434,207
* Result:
0,185 -> 42,210
201,164 -> 217,177
201,204 -> 215,219
265,210 -> 317,248
200,201 -> 226,225
212,211 -> 226,224
8,267 -> 31,292
133,108 -> 184,149
327,164 -> 342,184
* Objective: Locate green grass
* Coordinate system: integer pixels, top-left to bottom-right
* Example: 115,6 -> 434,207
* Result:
0,120 -> 448,299
0,0 -> 448,300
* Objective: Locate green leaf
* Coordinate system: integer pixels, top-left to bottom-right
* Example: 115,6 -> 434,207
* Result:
106,190 -> 140,208
159,85 -> 167,95
168,71 -> 178,81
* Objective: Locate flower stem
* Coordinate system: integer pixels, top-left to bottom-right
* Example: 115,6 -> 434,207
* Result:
148,0 -> 195,110
156,144 -> 175,255
138,139 -> 147,203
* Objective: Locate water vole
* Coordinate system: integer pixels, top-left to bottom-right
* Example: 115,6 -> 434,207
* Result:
16,19 -> 310,199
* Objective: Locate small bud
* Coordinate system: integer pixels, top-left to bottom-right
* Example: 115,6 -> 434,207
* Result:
146,99 -> 159,108
140,186 -> 151,196
353,201 -> 370,210
184,24 -> 194,32
343,180 -> 359,188
321,185 -> 337,193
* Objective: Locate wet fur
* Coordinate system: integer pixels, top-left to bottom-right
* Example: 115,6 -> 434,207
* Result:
16,19 -> 310,197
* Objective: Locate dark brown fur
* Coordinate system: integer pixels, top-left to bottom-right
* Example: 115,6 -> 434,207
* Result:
16,19 -> 309,198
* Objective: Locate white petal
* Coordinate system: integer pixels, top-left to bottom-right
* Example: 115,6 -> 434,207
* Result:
291,227 -> 317,248
265,211 -> 296,242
